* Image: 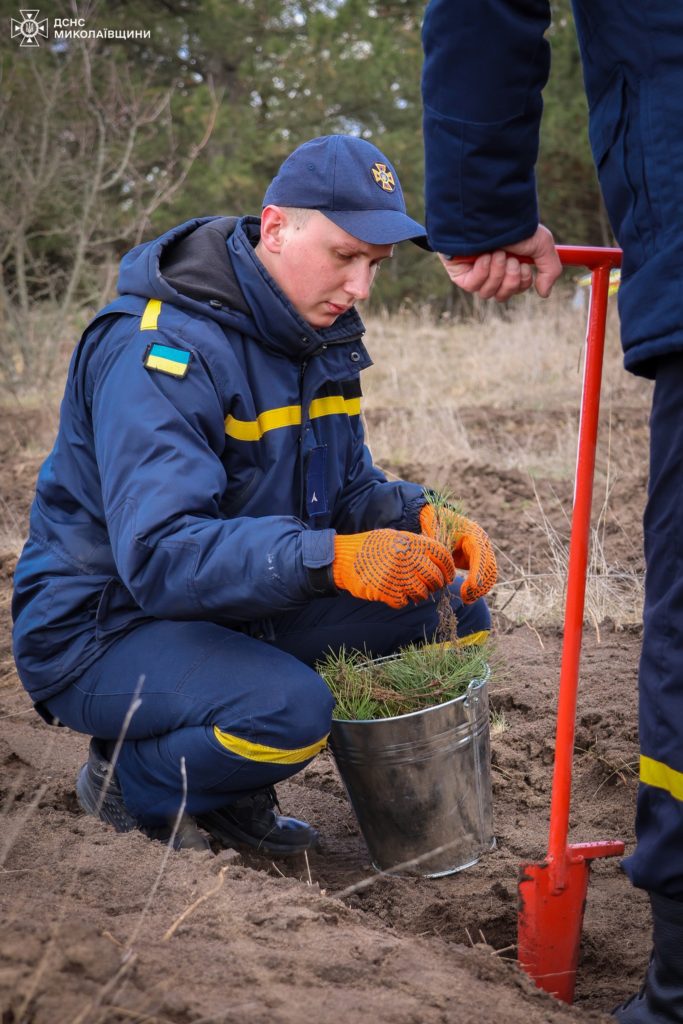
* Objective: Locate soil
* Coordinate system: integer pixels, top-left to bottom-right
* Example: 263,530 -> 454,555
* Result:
1,396 -> 651,1024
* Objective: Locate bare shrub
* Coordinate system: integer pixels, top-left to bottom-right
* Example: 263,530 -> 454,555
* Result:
0,42 -> 220,388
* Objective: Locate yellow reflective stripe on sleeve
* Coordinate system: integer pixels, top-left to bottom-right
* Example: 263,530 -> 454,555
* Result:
213,726 -> 328,764
342,397 -> 361,417
141,298 -> 162,331
640,755 -> 683,802
226,405 -> 302,441
225,396 -> 361,440
309,395 -> 361,418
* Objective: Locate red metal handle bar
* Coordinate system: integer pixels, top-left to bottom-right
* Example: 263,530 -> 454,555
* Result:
548,260 -> 609,890
513,246 -> 625,1005
448,241 -> 626,888
548,248 -> 622,889
456,244 -> 625,888
555,245 -> 621,269
454,245 -> 622,271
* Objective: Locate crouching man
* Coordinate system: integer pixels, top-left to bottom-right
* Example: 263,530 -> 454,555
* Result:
12,135 -> 496,854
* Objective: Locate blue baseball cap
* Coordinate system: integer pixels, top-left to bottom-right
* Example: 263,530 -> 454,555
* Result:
263,135 -> 429,249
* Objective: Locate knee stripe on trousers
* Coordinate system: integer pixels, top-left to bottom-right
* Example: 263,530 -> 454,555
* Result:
423,630 -> 490,650
640,754 -> 683,801
213,726 -> 328,764
453,629 -> 489,647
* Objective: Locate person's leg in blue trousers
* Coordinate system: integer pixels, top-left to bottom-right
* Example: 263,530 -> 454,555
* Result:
623,354 -> 683,899
45,578 -> 489,826
266,575 -> 490,664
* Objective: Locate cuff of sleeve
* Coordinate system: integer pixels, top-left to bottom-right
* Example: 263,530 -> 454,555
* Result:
307,564 -> 337,596
434,219 -> 540,258
403,493 -> 430,533
302,528 -> 338,596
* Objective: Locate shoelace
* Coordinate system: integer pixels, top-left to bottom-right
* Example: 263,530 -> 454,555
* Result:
262,786 -> 282,813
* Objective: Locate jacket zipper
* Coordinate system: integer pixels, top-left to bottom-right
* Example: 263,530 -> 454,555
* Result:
298,357 -> 308,519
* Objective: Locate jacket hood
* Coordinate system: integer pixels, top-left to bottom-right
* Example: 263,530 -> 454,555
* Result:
116,216 -> 365,360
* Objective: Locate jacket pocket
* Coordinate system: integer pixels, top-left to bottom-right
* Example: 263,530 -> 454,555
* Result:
588,68 -> 651,273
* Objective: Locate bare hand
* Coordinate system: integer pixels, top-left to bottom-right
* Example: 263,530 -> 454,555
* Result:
438,224 -> 562,302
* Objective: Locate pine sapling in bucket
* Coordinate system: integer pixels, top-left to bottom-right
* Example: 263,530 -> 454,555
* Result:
319,492 -> 495,876
319,638 -> 490,721
319,492 -> 490,721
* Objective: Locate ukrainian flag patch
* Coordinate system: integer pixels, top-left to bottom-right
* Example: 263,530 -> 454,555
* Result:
143,342 -> 191,379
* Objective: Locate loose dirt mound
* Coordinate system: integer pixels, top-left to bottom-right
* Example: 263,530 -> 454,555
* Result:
0,401 -> 650,1023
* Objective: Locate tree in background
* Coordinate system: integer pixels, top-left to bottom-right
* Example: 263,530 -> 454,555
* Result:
164,0 -> 607,309
164,0 -> 445,311
0,0 -> 608,385
0,1 -> 219,385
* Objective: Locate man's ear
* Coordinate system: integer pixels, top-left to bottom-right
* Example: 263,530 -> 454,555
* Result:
260,205 -> 289,255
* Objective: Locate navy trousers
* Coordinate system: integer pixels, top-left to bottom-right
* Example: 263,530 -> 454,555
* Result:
623,355 -> 683,898
45,580 -> 490,826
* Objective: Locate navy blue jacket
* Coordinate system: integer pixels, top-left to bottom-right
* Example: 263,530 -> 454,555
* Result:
12,217 -> 425,702
422,1 -> 683,377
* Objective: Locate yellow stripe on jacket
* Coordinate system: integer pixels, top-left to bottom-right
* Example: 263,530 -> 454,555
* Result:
225,396 -> 361,440
140,298 -> 162,331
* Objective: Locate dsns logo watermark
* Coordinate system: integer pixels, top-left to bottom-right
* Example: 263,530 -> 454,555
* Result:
11,9 -> 48,47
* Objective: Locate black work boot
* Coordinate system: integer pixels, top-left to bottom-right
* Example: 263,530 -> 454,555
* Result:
76,738 -> 210,852
196,786 -> 319,857
614,892 -> 683,1023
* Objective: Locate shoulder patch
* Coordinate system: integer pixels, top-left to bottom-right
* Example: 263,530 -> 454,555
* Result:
143,342 -> 191,379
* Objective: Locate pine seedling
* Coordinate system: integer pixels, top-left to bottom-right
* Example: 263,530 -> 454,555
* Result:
318,639 -> 490,721
424,488 -> 466,551
424,488 -> 466,645
318,647 -> 384,721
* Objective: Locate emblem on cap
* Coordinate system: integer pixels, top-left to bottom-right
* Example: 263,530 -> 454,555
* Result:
371,162 -> 396,193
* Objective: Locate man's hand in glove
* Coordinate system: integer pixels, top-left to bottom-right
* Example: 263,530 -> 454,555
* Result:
332,529 -> 455,609
419,504 -> 497,604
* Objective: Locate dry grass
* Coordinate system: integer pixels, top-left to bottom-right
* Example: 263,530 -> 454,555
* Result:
360,295 -> 637,489
361,293 -> 642,443
493,487 -> 645,630
361,293 -> 651,629
0,497 -> 27,562
0,305 -> 88,400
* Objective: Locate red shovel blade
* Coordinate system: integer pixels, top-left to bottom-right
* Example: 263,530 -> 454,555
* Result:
517,858 -> 590,1003
518,841 -> 625,1003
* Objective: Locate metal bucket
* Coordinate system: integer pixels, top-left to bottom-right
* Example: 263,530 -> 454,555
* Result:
329,669 -> 494,877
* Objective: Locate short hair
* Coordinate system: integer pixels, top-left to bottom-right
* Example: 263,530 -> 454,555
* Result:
279,206 -> 313,229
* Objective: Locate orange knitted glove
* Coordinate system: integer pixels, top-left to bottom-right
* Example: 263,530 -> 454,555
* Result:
332,529 -> 455,609
419,504 -> 497,604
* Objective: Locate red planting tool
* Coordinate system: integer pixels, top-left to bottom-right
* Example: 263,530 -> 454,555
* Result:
514,245 -> 625,1002
448,243 -> 625,999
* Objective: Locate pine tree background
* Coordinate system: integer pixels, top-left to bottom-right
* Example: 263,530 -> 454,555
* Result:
0,0 -> 608,380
